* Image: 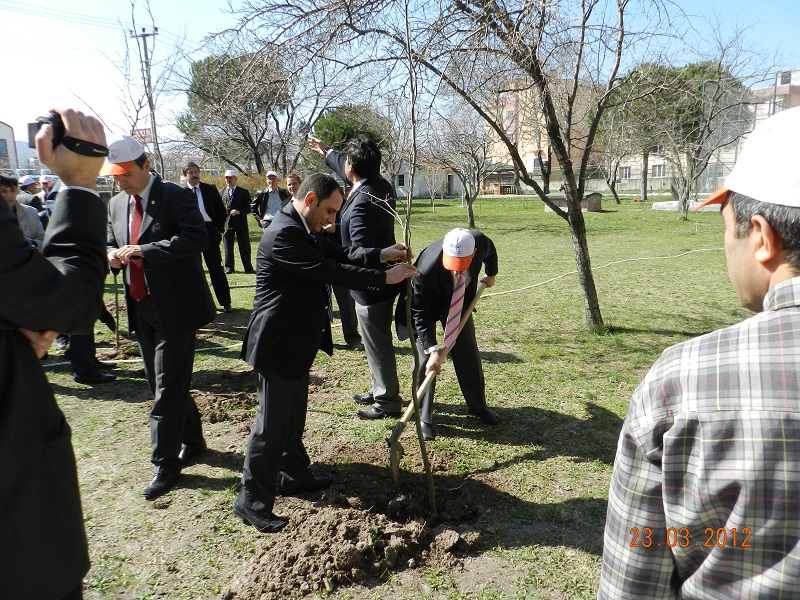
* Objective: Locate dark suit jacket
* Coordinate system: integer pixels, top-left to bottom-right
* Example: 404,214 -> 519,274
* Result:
107,176 -> 216,335
241,204 -> 386,379
194,181 -> 226,234
396,231 -> 498,349
220,185 -> 252,230
251,186 -> 291,222
325,150 -> 401,306
0,188 -> 107,598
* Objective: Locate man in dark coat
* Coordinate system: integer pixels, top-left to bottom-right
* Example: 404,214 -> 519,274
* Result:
0,108 -> 108,600
183,161 -> 232,311
220,169 -> 255,274
397,228 -> 499,441
234,173 -> 417,534
105,136 -> 216,500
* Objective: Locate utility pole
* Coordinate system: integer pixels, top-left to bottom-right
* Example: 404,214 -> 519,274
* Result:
130,27 -> 163,175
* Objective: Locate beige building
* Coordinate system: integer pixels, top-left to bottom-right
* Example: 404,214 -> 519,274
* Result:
0,121 -> 18,171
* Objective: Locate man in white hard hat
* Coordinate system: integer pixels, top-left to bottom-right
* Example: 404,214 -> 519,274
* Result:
104,135 -> 216,501
599,105 -> 800,598
397,228 -> 499,440
251,170 -> 290,229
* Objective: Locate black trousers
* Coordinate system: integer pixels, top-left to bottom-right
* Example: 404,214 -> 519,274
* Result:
134,296 -> 204,471
236,369 -> 313,517
415,315 -> 487,424
202,225 -> 231,306
223,218 -> 253,272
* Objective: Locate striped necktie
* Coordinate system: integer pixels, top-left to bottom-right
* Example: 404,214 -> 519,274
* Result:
442,272 -> 465,349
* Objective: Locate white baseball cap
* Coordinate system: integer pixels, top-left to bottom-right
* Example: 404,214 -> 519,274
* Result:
265,170 -> 278,178
697,106 -> 800,209
39,174 -> 57,183
100,136 -> 145,176
442,228 -> 475,272
224,169 -> 237,178
18,175 -> 37,187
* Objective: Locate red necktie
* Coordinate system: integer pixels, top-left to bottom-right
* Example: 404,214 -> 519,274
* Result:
442,272 -> 465,349
129,195 -> 147,301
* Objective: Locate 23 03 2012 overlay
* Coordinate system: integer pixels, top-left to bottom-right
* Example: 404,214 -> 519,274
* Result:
629,527 -> 752,549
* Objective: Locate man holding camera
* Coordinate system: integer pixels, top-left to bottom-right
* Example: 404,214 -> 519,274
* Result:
1,108 -> 108,599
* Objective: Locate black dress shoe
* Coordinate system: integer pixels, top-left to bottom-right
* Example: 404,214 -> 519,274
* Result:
143,468 -> 179,500
233,503 -> 288,533
222,305 -> 233,313
244,268 -> 256,274
421,422 -> 436,441
470,406 -> 500,425
96,360 -> 115,369
279,473 -> 334,495
224,268 -> 234,274
357,406 -> 401,420
346,341 -> 365,351
74,371 -> 117,384
352,392 -> 374,405
179,444 -> 207,465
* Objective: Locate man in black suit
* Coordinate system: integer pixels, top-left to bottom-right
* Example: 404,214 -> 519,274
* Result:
104,136 -> 216,500
1,108 -> 108,600
398,228 -> 499,441
251,170 -> 290,228
221,169 -> 255,274
308,135 -> 405,419
183,161 -> 233,312
234,173 -> 418,534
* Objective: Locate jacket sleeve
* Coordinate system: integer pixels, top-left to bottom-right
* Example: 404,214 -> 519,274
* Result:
206,184 -> 226,232
0,188 -> 107,335
139,186 -> 209,263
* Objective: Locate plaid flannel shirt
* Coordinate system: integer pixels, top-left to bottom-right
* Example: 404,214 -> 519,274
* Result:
599,277 -> 800,599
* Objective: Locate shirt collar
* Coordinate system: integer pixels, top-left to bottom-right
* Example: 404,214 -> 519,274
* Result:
763,277 -> 800,312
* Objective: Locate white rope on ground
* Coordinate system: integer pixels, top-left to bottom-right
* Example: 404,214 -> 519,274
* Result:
483,247 -> 723,298
46,247 -> 722,369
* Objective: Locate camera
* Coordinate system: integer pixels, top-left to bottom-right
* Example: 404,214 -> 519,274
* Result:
28,112 -> 65,149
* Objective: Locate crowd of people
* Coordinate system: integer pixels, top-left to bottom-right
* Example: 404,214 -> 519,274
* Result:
11,104 -> 800,599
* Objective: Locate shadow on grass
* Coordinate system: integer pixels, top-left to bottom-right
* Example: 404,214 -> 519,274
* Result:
435,401 -> 622,466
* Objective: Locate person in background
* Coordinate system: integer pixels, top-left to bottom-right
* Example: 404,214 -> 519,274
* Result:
16,174 -> 43,212
221,169 -> 255,274
1,173 -> 45,250
183,162 -> 233,313
0,107 -> 108,600
599,105 -> 800,598
251,170 -> 290,228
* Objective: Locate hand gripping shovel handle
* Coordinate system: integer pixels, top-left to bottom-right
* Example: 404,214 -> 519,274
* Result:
392,282 -> 488,432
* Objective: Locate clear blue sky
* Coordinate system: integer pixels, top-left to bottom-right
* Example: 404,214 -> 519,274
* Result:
1,0 -> 798,146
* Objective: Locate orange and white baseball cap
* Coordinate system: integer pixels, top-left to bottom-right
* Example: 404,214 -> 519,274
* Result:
442,228 -> 475,272
696,106 -> 800,210
100,136 -> 145,176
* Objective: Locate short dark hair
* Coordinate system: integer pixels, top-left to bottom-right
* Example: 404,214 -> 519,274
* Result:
729,191 -> 800,273
286,172 -> 302,184
343,137 -> 381,179
296,173 -> 342,205
182,161 -> 200,176
0,173 -> 18,189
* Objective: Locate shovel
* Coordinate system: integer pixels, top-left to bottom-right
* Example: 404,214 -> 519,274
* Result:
113,270 -> 121,353
388,282 -> 487,481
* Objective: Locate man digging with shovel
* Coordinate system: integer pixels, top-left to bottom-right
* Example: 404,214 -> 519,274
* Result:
396,228 -> 499,441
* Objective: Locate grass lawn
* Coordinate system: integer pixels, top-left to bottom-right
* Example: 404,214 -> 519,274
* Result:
47,195 -> 745,599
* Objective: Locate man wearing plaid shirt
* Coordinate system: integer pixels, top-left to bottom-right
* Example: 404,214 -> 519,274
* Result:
599,105 -> 800,598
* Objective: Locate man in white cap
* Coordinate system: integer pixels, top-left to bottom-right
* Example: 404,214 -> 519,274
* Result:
251,170 -> 290,228
16,174 -> 43,212
599,105 -> 800,598
397,228 -> 499,440
104,135 -> 216,500
220,169 -> 255,274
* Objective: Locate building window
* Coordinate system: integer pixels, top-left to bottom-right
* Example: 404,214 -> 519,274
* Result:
618,166 -> 631,180
780,71 -> 792,85
652,164 -> 665,178
397,174 -> 405,187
